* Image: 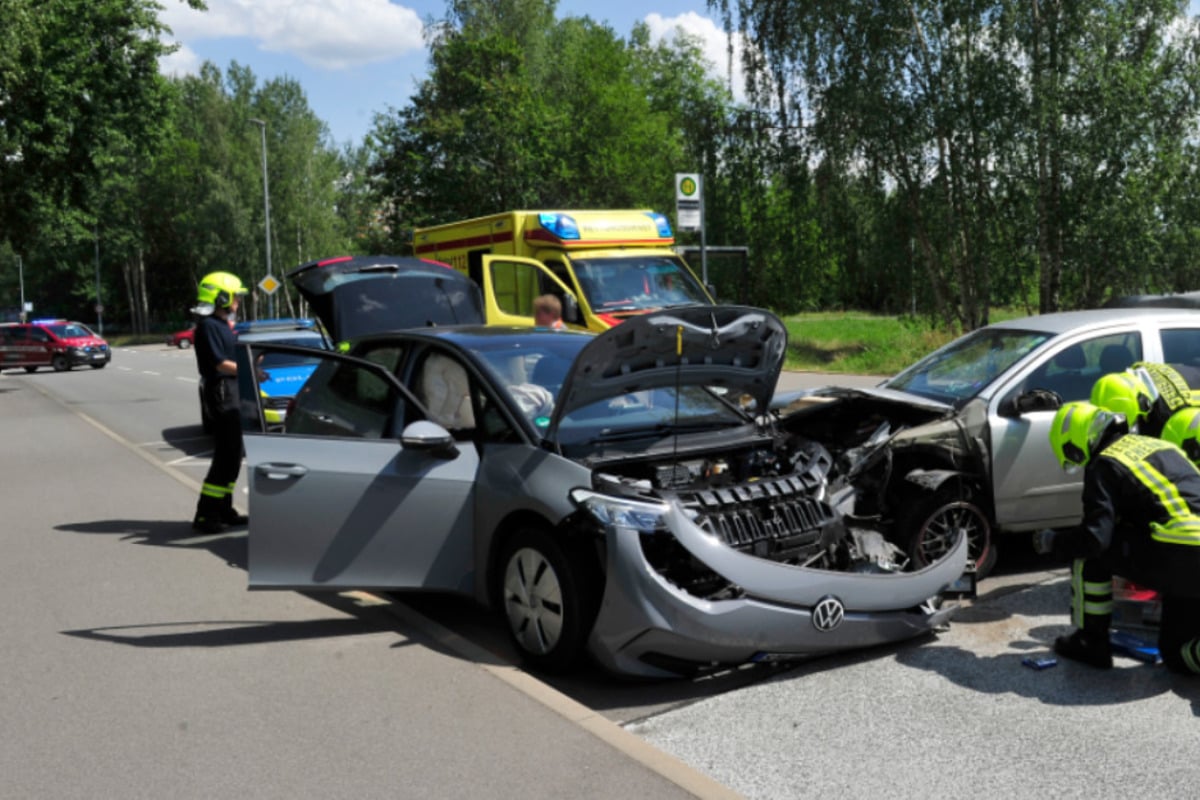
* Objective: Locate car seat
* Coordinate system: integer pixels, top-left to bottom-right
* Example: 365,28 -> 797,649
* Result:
417,353 -> 475,431
1099,344 -> 1133,375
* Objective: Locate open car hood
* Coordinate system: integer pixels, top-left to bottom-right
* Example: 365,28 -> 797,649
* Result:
288,256 -> 485,342
548,305 -> 787,433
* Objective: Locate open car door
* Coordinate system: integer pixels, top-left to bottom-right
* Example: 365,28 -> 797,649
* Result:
237,343 -> 479,593
478,255 -> 583,329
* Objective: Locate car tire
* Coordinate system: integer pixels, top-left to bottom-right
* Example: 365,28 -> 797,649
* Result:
51,355 -> 70,372
178,340 -> 191,349
497,527 -> 598,674
900,486 -> 997,580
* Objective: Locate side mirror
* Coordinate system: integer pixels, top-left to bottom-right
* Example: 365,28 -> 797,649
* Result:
562,293 -> 580,324
400,420 -> 460,459
999,388 -> 1063,418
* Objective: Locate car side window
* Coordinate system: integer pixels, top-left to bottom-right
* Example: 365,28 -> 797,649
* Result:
357,343 -> 407,375
284,355 -> 406,440
1162,329 -> 1200,368
28,327 -> 50,343
1013,332 -> 1143,403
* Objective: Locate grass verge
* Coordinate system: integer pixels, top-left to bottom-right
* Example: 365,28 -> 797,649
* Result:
782,313 -> 959,376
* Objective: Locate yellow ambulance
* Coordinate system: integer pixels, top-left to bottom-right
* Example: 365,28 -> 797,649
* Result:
411,210 -> 714,331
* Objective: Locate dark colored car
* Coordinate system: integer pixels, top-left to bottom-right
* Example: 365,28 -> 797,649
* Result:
287,255 -> 485,342
0,320 -> 111,372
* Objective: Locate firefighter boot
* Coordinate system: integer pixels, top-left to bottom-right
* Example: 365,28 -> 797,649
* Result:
219,500 -> 248,527
1054,629 -> 1113,669
192,495 -> 225,534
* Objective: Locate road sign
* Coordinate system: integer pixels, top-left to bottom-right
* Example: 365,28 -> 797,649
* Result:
675,173 -> 702,232
258,274 -> 281,295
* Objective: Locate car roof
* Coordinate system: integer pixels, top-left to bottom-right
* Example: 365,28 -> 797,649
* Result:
349,325 -> 592,349
984,307 -> 1198,335
234,318 -> 318,333
236,327 -> 326,344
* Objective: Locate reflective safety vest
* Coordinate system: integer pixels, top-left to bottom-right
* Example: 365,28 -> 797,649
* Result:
1135,362 -> 1194,413
1103,435 -> 1200,547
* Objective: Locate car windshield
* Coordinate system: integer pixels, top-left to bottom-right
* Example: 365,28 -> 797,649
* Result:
571,255 -> 709,312
468,335 -> 746,440
885,327 -> 1053,404
47,323 -> 95,338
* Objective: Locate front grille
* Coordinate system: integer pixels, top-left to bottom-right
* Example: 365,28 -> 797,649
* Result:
675,476 -> 842,560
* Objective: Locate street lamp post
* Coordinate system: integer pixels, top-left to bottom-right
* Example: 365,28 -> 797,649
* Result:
248,118 -> 273,318
17,255 -> 25,323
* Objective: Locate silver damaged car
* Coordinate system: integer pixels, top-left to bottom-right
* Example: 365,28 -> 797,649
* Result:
237,305 -> 969,678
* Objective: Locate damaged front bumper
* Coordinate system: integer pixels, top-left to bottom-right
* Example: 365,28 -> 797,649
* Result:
583,501 -> 968,678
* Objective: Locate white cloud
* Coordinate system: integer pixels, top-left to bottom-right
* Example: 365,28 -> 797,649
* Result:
158,42 -> 203,78
158,0 -> 425,70
644,12 -> 748,102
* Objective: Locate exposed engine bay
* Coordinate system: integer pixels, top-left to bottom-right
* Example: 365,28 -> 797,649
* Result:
589,430 -> 917,601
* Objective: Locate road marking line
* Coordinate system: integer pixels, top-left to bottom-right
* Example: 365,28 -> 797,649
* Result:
174,530 -> 248,546
176,376 -> 199,383
142,370 -> 160,375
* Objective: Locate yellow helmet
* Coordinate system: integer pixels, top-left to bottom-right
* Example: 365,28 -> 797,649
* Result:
1049,401 -> 1118,471
1090,370 -> 1153,426
1162,407 -> 1200,463
196,271 -> 248,309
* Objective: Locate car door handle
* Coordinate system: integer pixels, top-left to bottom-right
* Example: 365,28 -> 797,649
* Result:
257,463 -> 309,480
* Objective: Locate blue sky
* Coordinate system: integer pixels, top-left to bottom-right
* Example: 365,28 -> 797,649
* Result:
157,0 -> 742,147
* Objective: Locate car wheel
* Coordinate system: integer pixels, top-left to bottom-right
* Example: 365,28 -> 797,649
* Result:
51,355 -> 70,372
498,527 -> 598,673
901,486 -> 997,579
178,340 -> 191,349
24,366 -> 37,373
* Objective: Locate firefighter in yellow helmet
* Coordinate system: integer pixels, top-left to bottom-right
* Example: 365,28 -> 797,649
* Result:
1091,361 -> 1200,438
192,271 -> 250,533
1035,401 -> 1200,674
1162,406 -> 1200,466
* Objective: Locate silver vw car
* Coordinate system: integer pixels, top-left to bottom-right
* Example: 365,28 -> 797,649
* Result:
236,304 -> 968,678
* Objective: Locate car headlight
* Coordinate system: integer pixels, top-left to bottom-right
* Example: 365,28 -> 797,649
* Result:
570,489 -> 672,533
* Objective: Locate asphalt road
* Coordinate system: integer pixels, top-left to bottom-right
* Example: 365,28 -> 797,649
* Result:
5,344 -> 1200,800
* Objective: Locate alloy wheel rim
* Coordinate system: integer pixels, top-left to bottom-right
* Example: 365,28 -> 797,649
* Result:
918,501 -> 988,566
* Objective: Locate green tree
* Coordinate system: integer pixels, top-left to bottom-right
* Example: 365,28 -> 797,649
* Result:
367,0 -> 731,245
717,0 -> 1200,321
0,0 -> 206,252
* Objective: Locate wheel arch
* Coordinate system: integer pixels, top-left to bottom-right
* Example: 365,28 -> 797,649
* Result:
480,508 -> 603,611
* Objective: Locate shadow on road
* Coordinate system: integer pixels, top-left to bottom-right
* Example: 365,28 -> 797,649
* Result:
61,615 -> 398,648
56,517 -> 248,570
161,424 -> 213,457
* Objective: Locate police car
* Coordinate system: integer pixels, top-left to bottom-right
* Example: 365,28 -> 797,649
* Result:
0,319 -> 111,373
199,319 -> 329,433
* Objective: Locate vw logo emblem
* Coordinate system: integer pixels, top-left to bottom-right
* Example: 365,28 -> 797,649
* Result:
812,596 -> 845,632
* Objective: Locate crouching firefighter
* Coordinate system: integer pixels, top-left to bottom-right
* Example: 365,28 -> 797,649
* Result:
1036,401 -> 1200,675
192,271 -> 250,534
